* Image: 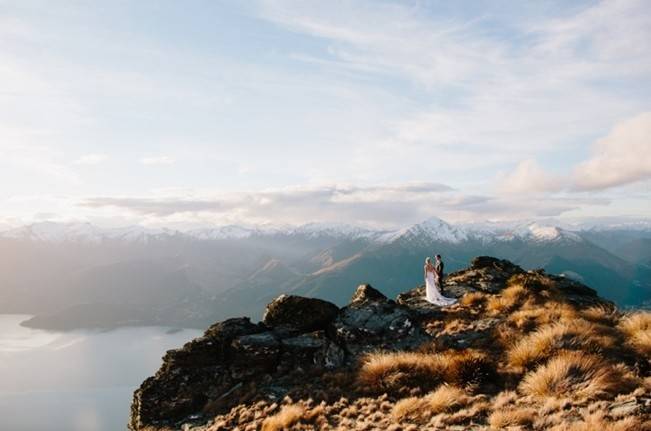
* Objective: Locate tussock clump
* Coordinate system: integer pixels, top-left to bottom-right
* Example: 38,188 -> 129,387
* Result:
507,319 -> 619,369
357,351 -> 448,395
392,385 -> 472,423
546,410 -> 647,431
488,406 -> 537,428
460,291 -> 487,308
486,283 -> 531,315
580,305 -> 618,326
618,311 -> 651,356
358,349 -> 496,395
261,404 -> 304,431
507,302 -> 579,331
519,351 -> 638,401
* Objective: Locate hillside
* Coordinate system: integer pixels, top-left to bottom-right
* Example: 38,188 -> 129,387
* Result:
129,257 -> 651,431
3,219 -> 651,330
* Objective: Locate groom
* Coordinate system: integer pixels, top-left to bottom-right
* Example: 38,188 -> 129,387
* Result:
434,254 -> 445,290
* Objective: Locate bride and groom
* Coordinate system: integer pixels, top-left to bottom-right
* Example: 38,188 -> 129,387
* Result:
424,254 -> 457,306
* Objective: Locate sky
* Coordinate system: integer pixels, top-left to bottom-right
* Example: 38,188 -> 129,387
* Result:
1,0 -> 650,229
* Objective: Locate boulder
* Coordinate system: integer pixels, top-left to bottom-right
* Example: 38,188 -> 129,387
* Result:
350,284 -> 387,305
333,290 -> 428,358
262,294 -> 339,332
444,256 -> 525,294
130,318 -> 263,430
279,330 -> 345,370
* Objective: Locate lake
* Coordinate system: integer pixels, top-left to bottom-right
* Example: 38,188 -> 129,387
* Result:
0,315 -> 202,431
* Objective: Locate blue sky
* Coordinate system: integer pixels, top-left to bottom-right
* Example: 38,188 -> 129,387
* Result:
1,0 -> 650,229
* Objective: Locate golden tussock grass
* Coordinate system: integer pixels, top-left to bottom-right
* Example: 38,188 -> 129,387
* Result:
357,349 -> 495,395
519,351 -> 638,401
618,311 -> 651,356
459,291 -> 486,308
486,283 -> 530,315
392,385 -> 472,423
488,406 -> 537,429
580,305 -> 618,326
546,410 -> 648,431
261,404 -> 304,431
507,319 -> 619,369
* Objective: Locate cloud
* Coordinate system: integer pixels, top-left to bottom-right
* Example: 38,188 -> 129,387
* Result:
73,154 -> 108,165
77,181 -> 606,227
573,112 -> 651,191
140,156 -> 176,166
497,111 -> 651,194
498,159 -> 564,194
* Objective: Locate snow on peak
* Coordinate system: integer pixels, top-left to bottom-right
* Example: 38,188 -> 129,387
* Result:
2,222 -> 104,243
501,223 -> 583,243
290,222 -> 382,239
382,217 -> 468,244
188,225 -> 257,240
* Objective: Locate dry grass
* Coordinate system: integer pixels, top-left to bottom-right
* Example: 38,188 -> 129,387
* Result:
546,410 -> 647,431
261,405 -> 304,431
519,351 -> 638,401
618,311 -> 651,356
358,349 -> 495,395
459,291 -> 487,308
488,406 -> 537,429
507,319 -> 619,369
580,305 -> 618,326
486,283 -> 530,315
392,385 -> 472,423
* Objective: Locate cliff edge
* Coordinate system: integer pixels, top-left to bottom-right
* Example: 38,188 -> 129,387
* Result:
129,256 -> 651,430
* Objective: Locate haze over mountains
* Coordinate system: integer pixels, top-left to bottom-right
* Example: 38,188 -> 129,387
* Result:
2,218 -> 650,330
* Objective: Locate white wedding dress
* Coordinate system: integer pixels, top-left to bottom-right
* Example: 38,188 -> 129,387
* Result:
425,269 -> 457,306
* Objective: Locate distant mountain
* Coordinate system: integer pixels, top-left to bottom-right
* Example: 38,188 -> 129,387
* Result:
1,218 -> 650,329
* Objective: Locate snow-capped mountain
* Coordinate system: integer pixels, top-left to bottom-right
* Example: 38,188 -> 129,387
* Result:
2,217 -> 645,245
0,222 -> 178,244
380,217 -> 468,245
1,216 -> 649,330
1,221 -> 106,243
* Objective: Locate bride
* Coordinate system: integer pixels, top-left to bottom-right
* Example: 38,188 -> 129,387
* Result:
424,257 -> 457,306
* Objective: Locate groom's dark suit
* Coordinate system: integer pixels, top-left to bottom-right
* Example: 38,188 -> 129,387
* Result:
434,259 -> 445,287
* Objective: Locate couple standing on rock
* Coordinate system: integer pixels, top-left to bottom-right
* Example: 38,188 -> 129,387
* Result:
424,254 -> 457,306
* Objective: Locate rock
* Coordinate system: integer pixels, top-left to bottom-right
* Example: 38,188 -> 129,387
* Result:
130,318 -> 264,430
231,332 -> 280,367
443,256 -> 525,294
350,284 -> 387,305
279,331 -> 344,370
333,292 -> 428,358
262,294 -> 339,332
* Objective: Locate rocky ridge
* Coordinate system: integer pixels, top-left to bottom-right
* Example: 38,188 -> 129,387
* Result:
129,256 -> 651,431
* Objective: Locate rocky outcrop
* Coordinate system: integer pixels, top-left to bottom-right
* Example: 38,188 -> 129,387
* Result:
129,257 -> 618,430
262,294 -> 339,331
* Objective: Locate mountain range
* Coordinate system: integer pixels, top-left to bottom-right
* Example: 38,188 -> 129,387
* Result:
1,218 -> 650,330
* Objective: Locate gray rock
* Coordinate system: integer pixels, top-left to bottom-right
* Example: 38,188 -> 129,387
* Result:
262,294 -> 339,332
350,284 -> 387,306
333,294 -> 428,358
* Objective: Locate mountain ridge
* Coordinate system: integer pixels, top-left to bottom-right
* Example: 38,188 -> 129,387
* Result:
128,256 -> 651,431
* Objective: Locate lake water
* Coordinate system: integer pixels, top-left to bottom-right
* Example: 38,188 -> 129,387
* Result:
0,315 -> 202,431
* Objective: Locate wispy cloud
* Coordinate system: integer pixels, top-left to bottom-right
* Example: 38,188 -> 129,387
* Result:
77,181 -> 607,228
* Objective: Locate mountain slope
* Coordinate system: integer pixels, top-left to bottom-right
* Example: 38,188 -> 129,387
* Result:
128,257 -> 651,431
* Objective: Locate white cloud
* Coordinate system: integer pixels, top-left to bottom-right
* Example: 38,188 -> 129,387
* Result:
73,154 -> 108,165
77,181 -> 608,228
573,112 -> 651,191
498,112 -> 651,193
140,156 -> 176,166
498,159 -> 564,194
